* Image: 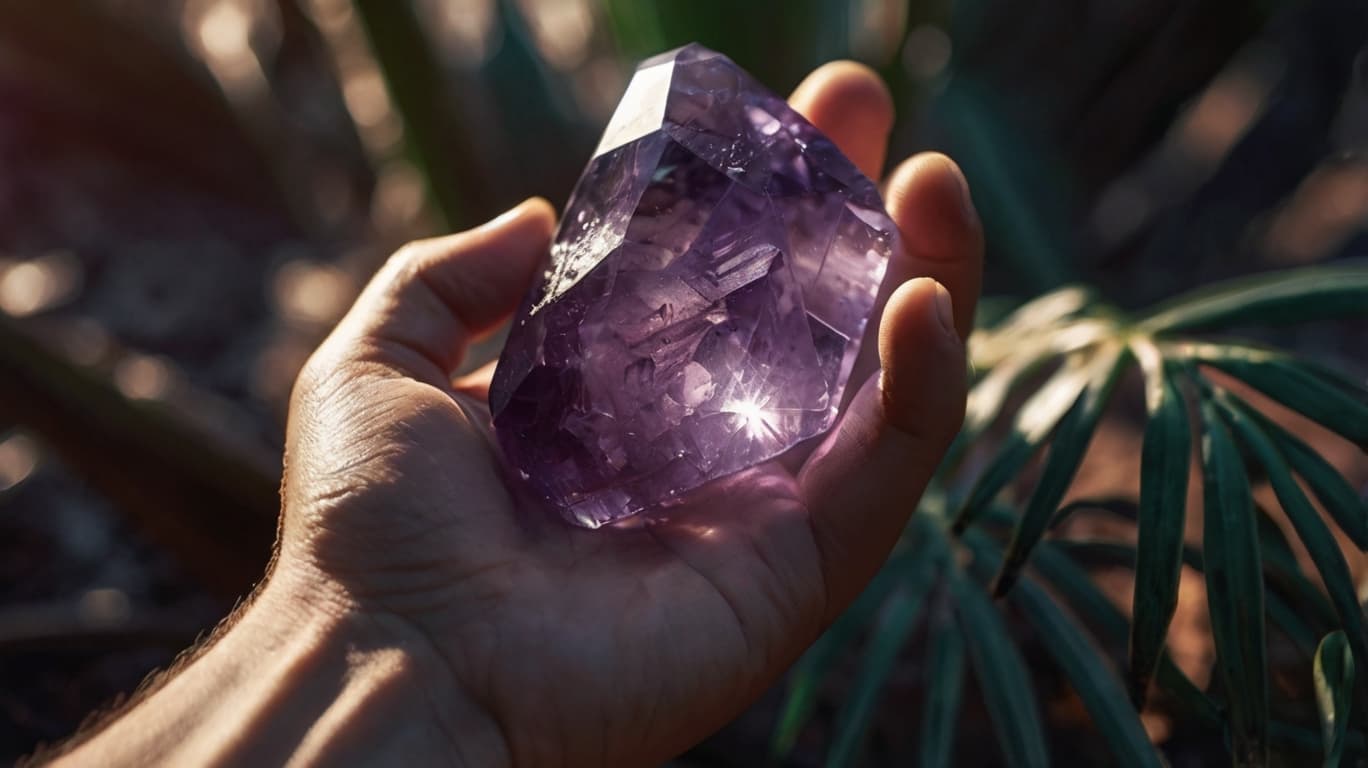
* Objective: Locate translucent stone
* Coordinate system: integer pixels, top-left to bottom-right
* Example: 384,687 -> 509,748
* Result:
490,44 -> 895,528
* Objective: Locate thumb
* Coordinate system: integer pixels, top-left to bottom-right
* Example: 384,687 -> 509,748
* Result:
321,198 -> 556,385
797,277 -> 966,617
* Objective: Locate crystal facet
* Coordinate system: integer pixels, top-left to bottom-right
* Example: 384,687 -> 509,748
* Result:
490,44 -> 896,528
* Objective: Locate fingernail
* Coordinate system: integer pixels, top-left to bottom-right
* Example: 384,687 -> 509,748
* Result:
933,282 -> 955,335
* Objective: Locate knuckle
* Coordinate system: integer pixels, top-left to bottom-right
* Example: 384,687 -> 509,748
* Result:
387,241 -> 427,280
291,350 -> 330,407
292,341 -> 355,410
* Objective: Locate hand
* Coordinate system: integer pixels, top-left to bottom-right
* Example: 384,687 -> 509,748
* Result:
54,62 -> 983,768
279,63 -> 983,766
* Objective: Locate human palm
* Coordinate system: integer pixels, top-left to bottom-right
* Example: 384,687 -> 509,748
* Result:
277,63 -> 982,767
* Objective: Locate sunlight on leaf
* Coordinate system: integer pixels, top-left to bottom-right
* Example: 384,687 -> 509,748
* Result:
1315,631 -> 1355,768
1128,339 -> 1193,707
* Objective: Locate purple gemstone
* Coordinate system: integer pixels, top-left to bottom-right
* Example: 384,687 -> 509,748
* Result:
490,44 -> 895,528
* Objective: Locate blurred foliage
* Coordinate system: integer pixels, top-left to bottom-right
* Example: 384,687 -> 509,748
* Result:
1,0 -> 1367,766
0,319 -> 278,597
775,269 -> 1368,767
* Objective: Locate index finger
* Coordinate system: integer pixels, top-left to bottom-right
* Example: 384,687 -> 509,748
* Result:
788,61 -> 895,180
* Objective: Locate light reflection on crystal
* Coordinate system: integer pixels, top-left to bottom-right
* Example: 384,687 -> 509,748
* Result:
722,396 -> 779,440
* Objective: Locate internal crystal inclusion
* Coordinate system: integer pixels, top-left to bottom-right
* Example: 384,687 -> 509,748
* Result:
490,43 -> 895,528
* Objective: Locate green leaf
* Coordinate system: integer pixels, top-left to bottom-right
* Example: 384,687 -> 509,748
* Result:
919,607 -> 965,768
956,318 -> 1113,474
603,0 -> 846,89
1254,504 -> 1300,573
1129,343 -> 1192,708
351,0 -> 479,228
1030,541 -> 1348,762
994,347 -> 1128,595
968,286 -> 1098,369
1250,504 -> 1336,634
963,344 -> 1054,436
1266,589 -> 1323,657
1193,345 -> 1368,450
1235,399 -> 1368,550
1316,631 -> 1356,768
1199,397 -> 1269,766
1250,507 -> 1339,634
1049,497 -> 1138,530
600,0 -> 668,57
1031,541 -> 1222,725
1054,537 -> 1324,660
985,286 -> 1094,333
1052,538 -> 1205,575
771,550 -> 912,759
1218,396 -> 1368,687
951,345 -> 1058,473
954,346 -> 1119,533
827,555 -> 940,767
1136,265 -> 1368,333
965,533 -> 1160,767
950,564 -> 1050,767
1012,576 -> 1161,767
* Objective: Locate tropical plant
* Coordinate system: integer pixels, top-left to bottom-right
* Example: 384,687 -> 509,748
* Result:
772,269 -> 1368,767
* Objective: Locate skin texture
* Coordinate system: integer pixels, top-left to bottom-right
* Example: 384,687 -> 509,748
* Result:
48,62 -> 983,768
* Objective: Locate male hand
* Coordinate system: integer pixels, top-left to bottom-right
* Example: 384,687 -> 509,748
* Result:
59,62 -> 983,768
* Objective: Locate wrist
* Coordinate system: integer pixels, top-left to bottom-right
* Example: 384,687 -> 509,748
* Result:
245,563 -> 513,767
56,563 -> 510,767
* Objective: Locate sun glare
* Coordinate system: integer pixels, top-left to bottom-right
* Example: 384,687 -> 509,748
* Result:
725,397 -> 777,439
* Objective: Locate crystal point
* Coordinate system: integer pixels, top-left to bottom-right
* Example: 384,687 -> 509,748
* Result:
490,44 -> 896,528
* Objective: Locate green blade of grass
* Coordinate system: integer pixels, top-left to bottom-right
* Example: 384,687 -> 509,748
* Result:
1013,575 -> 1161,766
1040,536 -> 1355,747
351,0 -> 478,228
1251,505 -> 1338,634
953,347 -> 1117,533
950,340 -> 1063,473
1218,395 -> 1368,689
1034,540 -> 1223,724
1052,536 -> 1324,660
966,533 -> 1160,766
827,554 -> 941,768
1316,631 -> 1356,768
1135,265 -> 1368,333
962,341 -> 1056,437
1199,397 -> 1269,766
1129,343 -> 1193,708
1233,397 -> 1368,550
1032,540 -> 1222,723
770,549 -> 913,758
1049,497 -> 1139,530
993,347 -> 1127,596
1193,345 -> 1368,450
950,562 -> 1050,767
1051,539 -> 1204,577
918,605 -> 966,768
967,286 -> 1099,369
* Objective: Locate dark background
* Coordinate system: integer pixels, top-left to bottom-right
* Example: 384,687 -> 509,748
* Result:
1,0 -> 1366,764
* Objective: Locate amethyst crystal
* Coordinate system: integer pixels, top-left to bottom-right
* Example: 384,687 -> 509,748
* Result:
490,44 -> 895,528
